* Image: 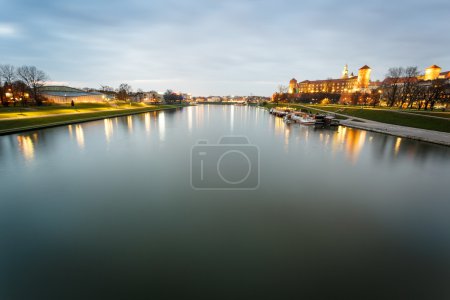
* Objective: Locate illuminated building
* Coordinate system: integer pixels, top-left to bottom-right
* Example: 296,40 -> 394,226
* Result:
420,65 -> 450,81
40,86 -> 106,103
288,65 -> 373,103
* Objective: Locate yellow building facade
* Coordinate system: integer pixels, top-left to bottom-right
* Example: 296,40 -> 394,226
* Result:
289,65 -> 372,95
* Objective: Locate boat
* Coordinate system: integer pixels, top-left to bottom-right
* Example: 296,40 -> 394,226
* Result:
269,107 -> 292,117
286,112 -> 316,125
314,114 -> 340,127
294,114 -> 316,125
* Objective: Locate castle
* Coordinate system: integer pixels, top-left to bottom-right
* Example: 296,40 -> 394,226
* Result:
288,65 -> 372,98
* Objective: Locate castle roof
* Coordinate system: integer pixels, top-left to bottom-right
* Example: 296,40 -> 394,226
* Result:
290,78 -> 297,83
427,65 -> 441,69
359,65 -> 371,70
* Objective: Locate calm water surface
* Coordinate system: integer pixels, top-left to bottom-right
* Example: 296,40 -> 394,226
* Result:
1,105 -> 450,299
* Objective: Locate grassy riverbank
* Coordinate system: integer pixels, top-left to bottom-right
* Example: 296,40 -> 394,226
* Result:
0,102 -> 186,134
264,103 -> 450,133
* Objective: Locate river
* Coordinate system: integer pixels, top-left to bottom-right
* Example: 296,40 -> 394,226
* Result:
1,105 -> 450,298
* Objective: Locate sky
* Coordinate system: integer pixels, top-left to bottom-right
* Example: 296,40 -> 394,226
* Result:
0,0 -> 449,96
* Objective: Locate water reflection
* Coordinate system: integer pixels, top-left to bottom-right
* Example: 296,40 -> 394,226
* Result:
127,116 -> 133,133
230,105 -> 235,132
187,108 -> 193,133
16,134 -> 36,161
145,113 -> 151,134
75,125 -> 85,149
394,137 -> 402,156
104,119 -> 114,143
158,112 -> 165,141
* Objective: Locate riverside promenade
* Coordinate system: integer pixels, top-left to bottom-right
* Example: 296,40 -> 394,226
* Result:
296,105 -> 450,146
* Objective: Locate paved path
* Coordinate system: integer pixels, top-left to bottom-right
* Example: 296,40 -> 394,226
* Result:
296,104 -> 450,146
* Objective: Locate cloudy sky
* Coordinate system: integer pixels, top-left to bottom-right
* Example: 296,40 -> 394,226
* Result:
0,0 -> 449,96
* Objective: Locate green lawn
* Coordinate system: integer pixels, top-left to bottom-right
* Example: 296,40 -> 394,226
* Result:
403,110 -> 450,119
0,102 -> 153,119
0,104 -> 183,133
307,105 -> 450,133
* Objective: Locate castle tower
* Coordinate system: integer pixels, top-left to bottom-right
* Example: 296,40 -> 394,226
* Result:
357,65 -> 371,89
341,64 -> 349,79
424,65 -> 441,81
288,78 -> 298,94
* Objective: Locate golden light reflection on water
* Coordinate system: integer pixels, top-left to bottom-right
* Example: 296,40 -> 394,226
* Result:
145,113 -> 151,133
104,119 -> 114,143
394,137 -> 402,156
68,125 -> 73,138
127,116 -> 133,133
159,112 -> 166,141
343,129 -> 366,164
230,105 -> 235,132
274,117 -> 285,136
17,134 -> 36,161
187,107 -> 193,133
284,125 -> 290,149
75,125 -> 85,149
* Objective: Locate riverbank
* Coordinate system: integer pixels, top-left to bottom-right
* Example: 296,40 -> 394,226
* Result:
264,103 -> 450,146
0,103 -> 186,135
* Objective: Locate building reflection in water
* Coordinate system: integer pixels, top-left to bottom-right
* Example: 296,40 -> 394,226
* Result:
104,119 -> 114,143
274,117 -> 284,136
284,124 -> 290,150
230,105 -> 235,132
145,113 -> 151,134
16,134 -> 37,161
75,125 -> 85,149
158,112 -> 166,141
68,125 -> 73,138
127,116 -> 133,133
394,137 -> 402,156
187,107 -> 193,133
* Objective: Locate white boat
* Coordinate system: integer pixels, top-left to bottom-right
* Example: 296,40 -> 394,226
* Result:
290,113 -> 316,125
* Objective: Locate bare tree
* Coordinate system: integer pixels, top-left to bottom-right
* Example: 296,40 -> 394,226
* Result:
0,64 -> 16,84
16,66 -> 49,105
0,64 -> 17,106
117,83 -> 132,101
422,79 -> 447,110
381,67 -> 404,107
399,66 -> 420,108
277,85 -> 288,94
100,85 -> 114,93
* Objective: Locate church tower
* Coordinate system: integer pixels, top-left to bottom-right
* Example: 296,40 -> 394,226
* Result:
341,64 -> 349,79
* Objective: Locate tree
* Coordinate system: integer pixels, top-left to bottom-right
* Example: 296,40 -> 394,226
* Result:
12,80 -> 30,106
16,65 -> 48,106
0,64 -> 17,106
370,89 -> 382,107
277,85 -> 288,94
117,83 -> 132,101
0,64 -> 16,84
382,67 -> 404,107
399,66 -> 420,108
135,89 -> 145,102
422,79 -> 447,110
163,90 -> 181,104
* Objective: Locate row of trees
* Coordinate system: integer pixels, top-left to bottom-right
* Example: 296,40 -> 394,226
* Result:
381,66 -> 449,110
0,64 -> 49,106
99,85 -> 184,104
